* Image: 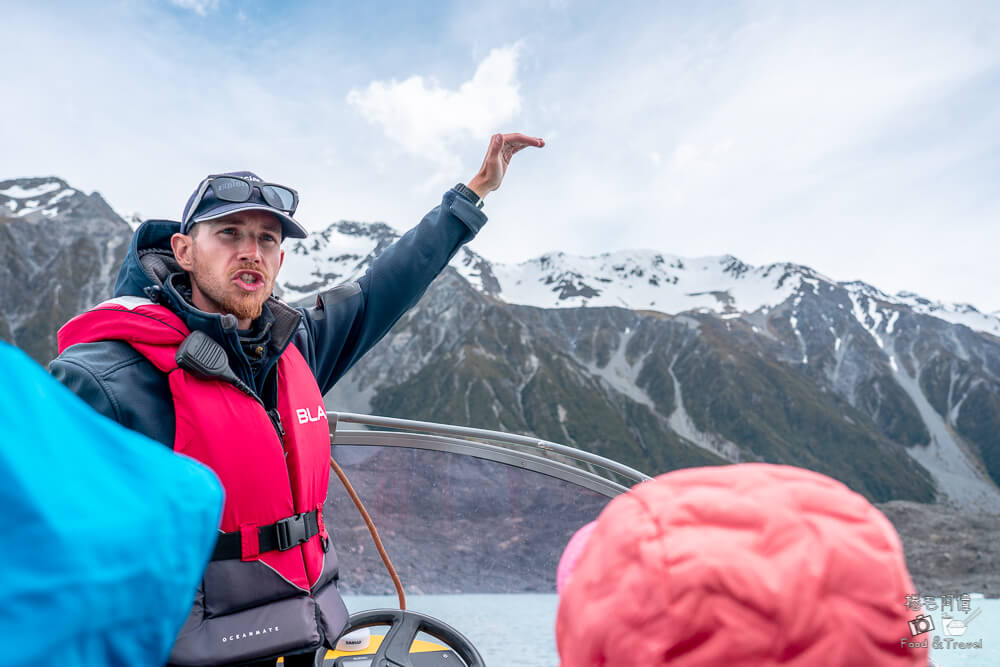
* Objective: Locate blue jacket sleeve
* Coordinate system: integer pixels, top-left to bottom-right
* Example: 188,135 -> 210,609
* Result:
293,189 -> 487,394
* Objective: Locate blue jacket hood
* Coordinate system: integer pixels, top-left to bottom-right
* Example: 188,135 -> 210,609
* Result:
110,218 -> 299,394
113,219 -> 181,298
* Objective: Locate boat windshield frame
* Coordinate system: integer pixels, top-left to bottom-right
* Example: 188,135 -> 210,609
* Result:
331,412 -> 652,498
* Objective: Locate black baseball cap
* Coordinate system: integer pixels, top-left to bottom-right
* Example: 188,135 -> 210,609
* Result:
180,171 -> 308,239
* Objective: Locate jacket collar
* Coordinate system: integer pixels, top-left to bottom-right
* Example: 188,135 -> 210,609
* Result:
159,272 -> 302,360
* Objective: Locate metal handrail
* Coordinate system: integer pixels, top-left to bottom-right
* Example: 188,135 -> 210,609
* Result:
331,429 -> 632,497
332,411 -> 652,486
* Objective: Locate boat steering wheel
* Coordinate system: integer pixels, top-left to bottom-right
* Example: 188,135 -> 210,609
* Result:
341,608 -> 485,667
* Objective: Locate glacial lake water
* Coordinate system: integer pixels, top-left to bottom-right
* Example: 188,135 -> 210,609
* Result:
344,594 -> 559,666
344,594 -> 1000,666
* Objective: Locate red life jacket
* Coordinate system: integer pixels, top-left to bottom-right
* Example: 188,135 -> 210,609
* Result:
58,297 -> 331,590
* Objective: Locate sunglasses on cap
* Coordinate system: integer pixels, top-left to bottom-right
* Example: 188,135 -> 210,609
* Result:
182,174 -> 299,227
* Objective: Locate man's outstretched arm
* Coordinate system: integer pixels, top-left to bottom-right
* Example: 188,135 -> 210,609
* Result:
294,133 -> 544,394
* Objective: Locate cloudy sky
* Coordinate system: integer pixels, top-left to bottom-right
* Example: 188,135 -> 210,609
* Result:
3,1 -> 999,311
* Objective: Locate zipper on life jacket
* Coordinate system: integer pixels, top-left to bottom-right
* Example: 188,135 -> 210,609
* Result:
238,386 -> 286,454
267,408 -> 286,448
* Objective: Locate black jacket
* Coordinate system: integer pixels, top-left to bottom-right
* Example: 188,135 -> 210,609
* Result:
50,188 -> 486,444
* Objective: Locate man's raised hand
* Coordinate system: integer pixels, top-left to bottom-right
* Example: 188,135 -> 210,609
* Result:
467,133 -> 545,199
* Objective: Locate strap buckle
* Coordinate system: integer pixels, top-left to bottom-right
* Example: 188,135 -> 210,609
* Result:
275,512 -> 309,551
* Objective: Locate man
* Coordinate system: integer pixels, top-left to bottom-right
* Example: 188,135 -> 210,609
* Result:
50,132 -> 544,666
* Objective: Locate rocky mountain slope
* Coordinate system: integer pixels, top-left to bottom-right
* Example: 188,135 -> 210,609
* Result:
0,178 -> 132,362
879,500 -> 1000,597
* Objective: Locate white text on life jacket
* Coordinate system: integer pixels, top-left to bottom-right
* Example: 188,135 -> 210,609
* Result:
296,405 -> 328,424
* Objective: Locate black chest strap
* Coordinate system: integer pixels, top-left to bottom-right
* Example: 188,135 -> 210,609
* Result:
211,509 -> 323,560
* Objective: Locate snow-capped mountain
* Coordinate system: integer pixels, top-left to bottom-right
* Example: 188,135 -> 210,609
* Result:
279,221 -> 400,302
278,221 -> 1000,339
0,177 -> 132,362
1,177 -> 88,220
118,210 -> 144,231
456,249 -> 1000,337
278,220 -> 1000,513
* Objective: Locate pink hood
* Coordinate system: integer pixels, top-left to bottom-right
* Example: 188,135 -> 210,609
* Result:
556,464 -> 927,666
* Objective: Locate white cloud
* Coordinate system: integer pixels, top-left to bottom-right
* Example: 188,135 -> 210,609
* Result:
169,0 -> 220,16
346,44 -> 523,175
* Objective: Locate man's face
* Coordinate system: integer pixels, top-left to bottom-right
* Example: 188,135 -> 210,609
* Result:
170,210 -> 285,328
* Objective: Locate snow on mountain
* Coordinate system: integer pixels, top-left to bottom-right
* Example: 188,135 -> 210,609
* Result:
0,181 -> 63,199
893,291 -> 1000,338
116,210 -> 145,231
842,281 -> 1000,339
278,221 -> 399,303
0,177 -> 82,220
454,245 -> 1000,338
454,248 -> 835,315
278,221 -> 1000,338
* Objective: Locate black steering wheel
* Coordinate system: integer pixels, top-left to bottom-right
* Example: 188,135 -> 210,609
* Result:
340,608 -> 485,667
